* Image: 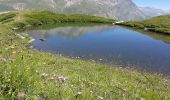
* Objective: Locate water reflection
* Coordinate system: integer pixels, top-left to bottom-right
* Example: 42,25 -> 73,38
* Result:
125,26 -> 170,44
28,25 -> 114,39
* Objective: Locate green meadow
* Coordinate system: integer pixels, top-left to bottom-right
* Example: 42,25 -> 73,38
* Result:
119,15 -> 170,35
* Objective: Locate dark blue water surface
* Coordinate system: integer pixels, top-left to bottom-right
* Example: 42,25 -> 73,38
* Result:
26,25 -> 170,75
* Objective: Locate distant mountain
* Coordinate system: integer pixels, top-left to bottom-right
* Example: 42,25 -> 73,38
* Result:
0,0 -> 145,21
140,7 -> 170,18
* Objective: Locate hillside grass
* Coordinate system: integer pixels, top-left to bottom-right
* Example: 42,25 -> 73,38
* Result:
118,15 -> 170,35
0,10 -> 115,29
0,11 -> 170,100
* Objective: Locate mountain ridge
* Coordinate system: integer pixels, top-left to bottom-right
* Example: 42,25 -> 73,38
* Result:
0,0 -> 145,21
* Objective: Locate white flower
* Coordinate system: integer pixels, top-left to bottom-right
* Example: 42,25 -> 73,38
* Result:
77,92 -> 82,95
41,73 -> 48,78
75,91 -> 82,98
71,85 -> 74,88
98,96 -> 104,100
140,98 -> 145,100
90,91 -> 93,94
49,77 -> 55,81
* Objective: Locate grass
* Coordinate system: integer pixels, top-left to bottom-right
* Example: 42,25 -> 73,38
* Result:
0,10 -> 115,29
0,12 -> 16,23
0,11 -> 170,100
118,15 -> 170,35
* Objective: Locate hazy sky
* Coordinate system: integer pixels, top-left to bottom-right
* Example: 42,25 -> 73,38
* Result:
133,0 -> 170,10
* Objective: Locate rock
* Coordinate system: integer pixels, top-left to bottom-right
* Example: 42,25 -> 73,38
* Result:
28,39 -> 35,43
57,76 -> 68,83
0,58 -> 7,62
39,38 -> 46,41
17,92 -> 27,100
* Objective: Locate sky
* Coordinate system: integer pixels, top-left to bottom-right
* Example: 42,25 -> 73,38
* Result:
133,0 -> 170,10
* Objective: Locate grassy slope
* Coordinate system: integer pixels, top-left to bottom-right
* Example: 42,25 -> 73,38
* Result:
0,11 -> 170,100
0,10 -> 115,29
119,15 -> 170,35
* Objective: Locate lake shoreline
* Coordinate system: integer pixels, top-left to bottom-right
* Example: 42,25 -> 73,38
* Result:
118,23 -> 170,35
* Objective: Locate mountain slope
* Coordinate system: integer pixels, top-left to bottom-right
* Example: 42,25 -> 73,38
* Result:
0,0 -> 145,21
140,7 -> 170,18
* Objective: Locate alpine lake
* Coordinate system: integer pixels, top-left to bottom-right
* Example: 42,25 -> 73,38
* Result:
20,24 -> 170,75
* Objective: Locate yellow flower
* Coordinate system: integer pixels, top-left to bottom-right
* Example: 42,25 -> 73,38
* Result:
12,51 -> 16,54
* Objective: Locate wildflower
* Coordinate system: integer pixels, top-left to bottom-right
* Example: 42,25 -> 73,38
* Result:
75,91 -> 82,98
49,77 -> 55,81
90,91 -> 93,95
91,82 -> 94,85
98,96 -> 104,100
35,70 -> 39,73
71,85 -> 74,88
17,92 -> 27,99
90,91 -> 93,93
164,79 -> 168,82
40,96 -> 44,100
41,73 -> 48,78
140,98 -> 145,100
77,92 -> 82,95
12,51 -> 16,54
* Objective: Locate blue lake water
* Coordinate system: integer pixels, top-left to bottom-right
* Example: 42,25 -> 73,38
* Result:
26,25 -> 170,75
